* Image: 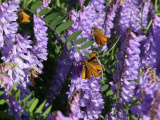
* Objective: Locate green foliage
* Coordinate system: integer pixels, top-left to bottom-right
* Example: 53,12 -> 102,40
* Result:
31,1 -> 43,13
0,83 -> 52,119
68,30 -> 82,42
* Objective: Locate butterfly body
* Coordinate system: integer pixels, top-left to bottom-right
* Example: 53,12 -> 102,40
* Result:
92,27 -> 109,46
19,11 -> 30,23
81,51 -> 104,79
29,68 -> 41,86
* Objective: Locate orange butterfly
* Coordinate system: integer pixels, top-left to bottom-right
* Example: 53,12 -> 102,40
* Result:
29,68 -> 42,86
92,26 -> 110,46
81,51 -> 104,79
18,11 -> 30,23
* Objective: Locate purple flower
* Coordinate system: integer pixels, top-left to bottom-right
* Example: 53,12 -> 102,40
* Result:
131,69 -> 160,119
103,1 -> 119,38
0,0 -> 19,48
67,66 -> 104,119
53,111 -> 70,120
118,0 -> 142,41
143,15 -> 160,74
64,5 -> 106,65
46,55 -> 72,106
141,0 -> 151,29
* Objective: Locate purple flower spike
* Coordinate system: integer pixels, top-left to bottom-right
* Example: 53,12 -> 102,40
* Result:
143,15 -> 160,74
0,0 -> 20,48
67,66 -> 104,119
46,55 -> 72,106
131,69 -> 160,119
104,1 -> 119,38
118,0 -> 142,41
47,111 -> 70,120
141,0 -> 151,29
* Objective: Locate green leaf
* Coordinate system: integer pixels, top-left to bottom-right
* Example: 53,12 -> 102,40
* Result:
0,111 -> 14,119
67,42 -> 72,51
83,51 -> 90,59
81,41 -> 94,49
0,99 -> 6,105
34,100 -> 46,114
41,105 -> 52,116
23,0 -> 28,8
38,7 -> 51,16
61,36 -> 66,43
43,13 -> 60,24
56,21 -> 74,34
31,1 -> 43,13
73,37 -> 87,45
20,93 -> 32,106
68,30 -> 82,42
27,0 -> 33,6
106,90 -> 113,96
50,16 -> 66,27
75,46 -> 80,53
24,98 -> 36,109
29,99 -> 39,112
10,82 -> 18,93
12,89 -> 20,100
101,84 -> 109,92
0,91 -> 4,95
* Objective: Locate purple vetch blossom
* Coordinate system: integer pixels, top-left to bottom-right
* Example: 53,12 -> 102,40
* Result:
90,0 -> 106,13
103,0 -> 119,38
68,90 -> 83,120
109,31 -> 146,119
131,69 -> 160,119
67,66 -> 104,120
141,0 -> 151,29
45,55 -> 72,106
104,102 -> 127,120
64,5 -> 105,65
0,0 -> 20,48
49,111 -> 70,120
143,15 -> 160,74
0,74 -> 28,119
118,0 -> 142,41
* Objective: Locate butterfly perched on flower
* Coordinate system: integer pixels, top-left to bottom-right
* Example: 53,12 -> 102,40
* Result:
81,51 -> 104,79
18,11 -> 30,23
92,26 -> 109,46
29,68 -> 42,86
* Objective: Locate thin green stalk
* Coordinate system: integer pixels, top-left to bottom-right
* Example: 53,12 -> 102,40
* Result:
143,19 -> 152,34
155,0 -> 158,12
98,35 -> 120,58
0,0 -> 2,5
114,34 -> 129,116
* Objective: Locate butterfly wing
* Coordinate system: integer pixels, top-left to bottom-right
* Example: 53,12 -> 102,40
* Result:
90,60 -> 105,71
87,62 -> 100,77
82,65 -> 91,79
30,74 -> 35,86
19,12 -> 30,23
95,33 -> 105,46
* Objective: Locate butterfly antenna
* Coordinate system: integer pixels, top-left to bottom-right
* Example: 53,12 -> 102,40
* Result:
38,76 -> 43,81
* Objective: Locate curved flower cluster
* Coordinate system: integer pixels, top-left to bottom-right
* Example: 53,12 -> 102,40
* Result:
143,15 -> 160,74
118,0 -> 142,41
66,4 -> 106,64
141,0 -> 151,29
66,66 -> 104,120
109,31 -> 146,119
0,63 -> 28,120
131,69 -> 160,119
104,1 -> 119,38
0,0 -> 19,48
46,55 -> 72,106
